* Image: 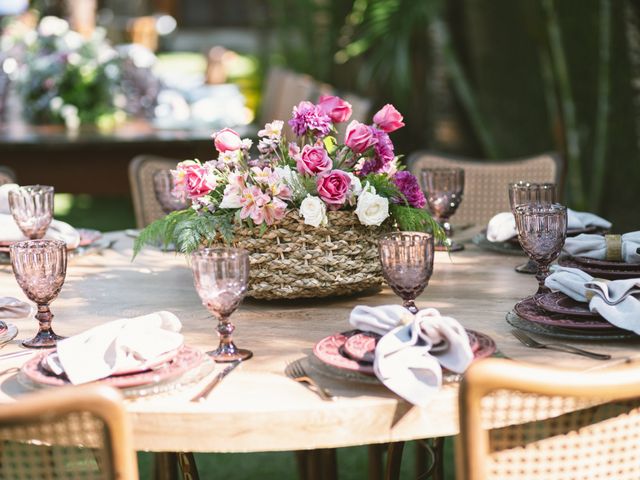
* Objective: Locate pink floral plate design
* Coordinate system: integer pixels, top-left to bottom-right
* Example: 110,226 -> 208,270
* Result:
559,258 -> 640,280
533,292 -> 598,318
21,345 -> 204,389
313,329 -> 495,377
514,296 -> 618,330
570,255 -> 640,271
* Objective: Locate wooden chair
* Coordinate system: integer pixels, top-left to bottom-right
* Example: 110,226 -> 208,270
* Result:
406,152 -> 562,226
0,384 -> 138,479
129,155 -> 180,228
0,166 -> 16,185
457,358 -> 640,480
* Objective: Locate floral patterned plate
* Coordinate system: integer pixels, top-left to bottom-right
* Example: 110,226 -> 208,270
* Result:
533,292 -> 598,318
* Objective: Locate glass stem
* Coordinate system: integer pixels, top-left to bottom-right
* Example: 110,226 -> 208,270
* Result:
535,263 -> 551,294
403,300 -> 419,314
216,314 -> 238,354
35,303 -> 54,334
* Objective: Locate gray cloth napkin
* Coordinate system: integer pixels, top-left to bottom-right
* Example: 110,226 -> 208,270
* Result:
349,305 -> 473,406
0,297 -> 31,319
545,266 -> 640,334
563,232 -> 640,263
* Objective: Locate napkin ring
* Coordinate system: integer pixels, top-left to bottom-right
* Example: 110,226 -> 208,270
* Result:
605,234 -> 622,262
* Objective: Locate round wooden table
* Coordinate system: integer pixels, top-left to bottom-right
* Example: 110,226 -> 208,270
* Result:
0,231 -> 638,453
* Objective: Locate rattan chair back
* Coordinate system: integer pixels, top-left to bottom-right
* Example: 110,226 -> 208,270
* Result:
0,166 -> 16,186
129,154 -> 180,228
457,358 -> 640,480
406,152 -> 562,226
0,384 -> 138,479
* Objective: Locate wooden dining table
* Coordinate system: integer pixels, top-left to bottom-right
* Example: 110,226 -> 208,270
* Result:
0,230 -> 639,457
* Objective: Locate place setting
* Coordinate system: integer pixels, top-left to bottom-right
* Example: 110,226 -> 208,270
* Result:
301,231 -> 497,405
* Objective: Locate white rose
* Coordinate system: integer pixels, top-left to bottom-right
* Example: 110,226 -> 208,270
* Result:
299,195 -> 327,228
219,185 -> 242,209
355,191 -> 389,226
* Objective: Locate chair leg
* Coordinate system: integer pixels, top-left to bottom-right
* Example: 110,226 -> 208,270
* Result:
368,443 -> 386,480
415,438 -> 445,480
297,448 -> 338,480
384,442 -> 405,480
153,452 -> 178,480
295,451 -> 310,480
177,452 -> 200,480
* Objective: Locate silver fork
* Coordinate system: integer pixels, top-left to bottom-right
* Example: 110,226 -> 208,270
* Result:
285,360 -> 334,401
511,330 -> 611,360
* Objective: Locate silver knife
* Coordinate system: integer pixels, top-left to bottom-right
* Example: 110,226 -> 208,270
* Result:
190,360 -> 241,402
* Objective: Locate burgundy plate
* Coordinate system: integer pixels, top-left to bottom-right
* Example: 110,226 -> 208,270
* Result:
21,345 -> 204,389
514,296 -> 617,330
571,255 -> 640,271
534,292 -> 597,318
343,331 -> 379,363
559,258 -> 640,280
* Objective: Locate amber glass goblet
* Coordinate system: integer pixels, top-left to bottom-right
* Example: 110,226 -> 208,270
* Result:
508,182 -> 557,274
191,248 -> 252,362
10,239 -> 67,348
8,185 -> 54,239
420,168 -> 465,251
153,169 -> 190,214
514,204 -> 567,294
378,232 -> 434,314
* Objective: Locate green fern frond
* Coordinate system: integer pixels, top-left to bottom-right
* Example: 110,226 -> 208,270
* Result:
389,204 -> 446,244
133,209 -> 195,258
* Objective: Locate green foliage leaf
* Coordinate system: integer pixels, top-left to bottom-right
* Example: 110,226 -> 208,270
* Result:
389,204 -> 446,244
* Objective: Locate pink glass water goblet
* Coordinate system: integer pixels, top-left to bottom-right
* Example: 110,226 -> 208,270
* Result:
10,239 -> 67,348
191,248 -> 252,363
420,168 -> 465,251
153,169 -> 190,214
8,185 -> 54,239
378,232 -> 434,314
514,203 -> 567,294
508,182 -> 557,274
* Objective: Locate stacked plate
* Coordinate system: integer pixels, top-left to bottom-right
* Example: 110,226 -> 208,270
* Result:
559,256 -> 640,280
507,292 -> 637,340
18,345 -> 214,398
309,329 -> 497,384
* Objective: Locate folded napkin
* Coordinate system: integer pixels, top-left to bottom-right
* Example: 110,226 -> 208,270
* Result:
486,209 -> 612,243
53,311 -> 184,384
563,232 -> 640,263
545,266 -> 640,334
349,305 -> 473,407
0,297 -> 31,319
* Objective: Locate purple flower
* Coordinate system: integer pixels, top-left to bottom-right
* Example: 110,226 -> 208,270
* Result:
392,171 -> 426,208
360,128 -> 395,175
288,101 -> 332,138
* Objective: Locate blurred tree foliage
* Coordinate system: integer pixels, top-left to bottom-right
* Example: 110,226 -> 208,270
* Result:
263,0 -> 640,230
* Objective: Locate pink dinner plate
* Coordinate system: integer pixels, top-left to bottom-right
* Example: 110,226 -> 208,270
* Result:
533,292 -> 598,318
21,345 -> 204,389
514,296 -> 618,330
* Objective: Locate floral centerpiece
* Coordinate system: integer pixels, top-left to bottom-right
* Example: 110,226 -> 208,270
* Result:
135,96 -> 443,299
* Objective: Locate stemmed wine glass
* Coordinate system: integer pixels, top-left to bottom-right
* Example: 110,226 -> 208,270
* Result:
514,204 -> 567,294
10,239 -> 67,348
420,168 -> 465,251
508,182 -> 557,274
378,232 -> 434,314
153,170 -> 190,214
191,248 -> 252,362
8,185 -> 54,239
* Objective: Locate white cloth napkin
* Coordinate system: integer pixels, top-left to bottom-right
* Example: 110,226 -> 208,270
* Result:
52,311 -> 184,384
486,209 -> 612,243
545,266 -> 640,334
0,184 -> 80,248
563,232 -> 640,263
349,305 -> 473,407
0,297 -> 31,319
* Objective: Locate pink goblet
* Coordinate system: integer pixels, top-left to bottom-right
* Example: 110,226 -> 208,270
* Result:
8,185 -> 54,239
191,248 -> 252,362
10,239 -> 67,348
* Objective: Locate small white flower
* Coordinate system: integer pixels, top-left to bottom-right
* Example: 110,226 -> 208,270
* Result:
258,120 -> 284,139
346,172 -> 362,196
355,191 -> 389,226
299,195 -> 328,228
38,16 -> 69,37
274,165 -> 297,185
361,181 -> 376,195
219,185 -> 242,209
241,138 -> 253,150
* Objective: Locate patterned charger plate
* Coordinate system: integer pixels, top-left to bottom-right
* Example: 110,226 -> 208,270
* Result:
558,258 -> 640,280
570,255 -> 640,271
506,311 -> 638,341
514,296 -> 615,330
533,292 -> 598,318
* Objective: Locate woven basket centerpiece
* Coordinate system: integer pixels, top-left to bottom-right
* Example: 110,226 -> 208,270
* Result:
230,210 -> 385,300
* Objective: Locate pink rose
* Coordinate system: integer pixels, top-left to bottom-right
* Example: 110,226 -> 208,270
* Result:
316,170 -> 351,207
318,95 -> 352,123
372,104 -> 405,133
344,121 -> 377,153
297,143 -> 332,176
213,128 -> 242,153
181,164 -> 216,198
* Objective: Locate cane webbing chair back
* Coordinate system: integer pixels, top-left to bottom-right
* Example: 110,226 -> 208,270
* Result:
406,152 -> 562,226
457,358 -> 640,480
0,166 -> 16,186
0,384 -> 138,480
129,154 -> 180,228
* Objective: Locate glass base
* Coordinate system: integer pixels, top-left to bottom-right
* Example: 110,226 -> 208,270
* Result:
22,331 -> 65,349
435,241 -> 464,252
515,259 -> 538,274
208,348 -> 253,363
